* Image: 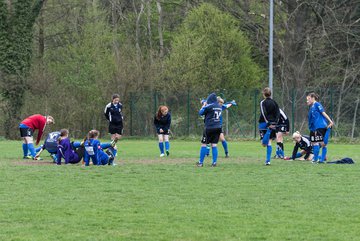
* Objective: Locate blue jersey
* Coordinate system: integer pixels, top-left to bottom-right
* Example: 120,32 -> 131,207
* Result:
308,102 -> 328,131
43,131 -> 60,153
199,93 -> 222,129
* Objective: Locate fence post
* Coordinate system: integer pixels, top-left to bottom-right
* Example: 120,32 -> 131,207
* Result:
329,88 -> 334,137
154,91 -> 158,114
130,92 -> 134,136
187,89 -> 190,136
291,88 -> 295,133
226,109 -> 229,136
254,90 -> 258,139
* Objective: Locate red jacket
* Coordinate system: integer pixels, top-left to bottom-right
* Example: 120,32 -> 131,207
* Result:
21,114 -> 47,145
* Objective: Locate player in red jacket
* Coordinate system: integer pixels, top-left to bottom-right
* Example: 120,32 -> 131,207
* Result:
19,114 -> 54,159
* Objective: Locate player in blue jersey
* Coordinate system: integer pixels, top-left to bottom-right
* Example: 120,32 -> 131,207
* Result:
83,130 -> 115,166
34,131 -> 61,162
154,106 -> 171,157
306,93 -> 333,163
197,93 -> 222,167
259,87 -> 280,166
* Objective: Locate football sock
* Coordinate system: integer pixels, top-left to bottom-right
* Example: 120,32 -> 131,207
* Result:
313,145 -> 320,161
324,128 -> 331,145
266,145 -> 272,162
212,146 -> 218,164
109,146 -> 117,157
296,152 -> 302,158
28,143 -> 36,158
199,146 -> 207,164
35,145 -> 43,153
262,129 -> 271,145
101,143 -> 111,149
165,141 -> 170,151
159,142 -> 164,154
277,142 -> 284,157
206,144 -> 210,156
222,140 -> 228,155
22,143 -> 28,157
321,146 -> 327,162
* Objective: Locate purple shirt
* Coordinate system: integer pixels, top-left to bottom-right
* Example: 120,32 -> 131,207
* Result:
57,138 -> 79,164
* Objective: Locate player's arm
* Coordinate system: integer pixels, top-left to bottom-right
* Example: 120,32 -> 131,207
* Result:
104,104 -> 110,120
35,148 -> 45,158
303,146 -> 311,160
199,102 -> 207,116
322,112 -> 334,128
165,114 -> 171,131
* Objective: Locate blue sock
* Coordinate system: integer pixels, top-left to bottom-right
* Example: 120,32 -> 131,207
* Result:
266,145 -> 272,162
313,145 -> 320,161
321,146 -> 327,162
165,141 -> 170,151
324,129 -> 331,145
262,129 -> 271,145
199,146 -> 207,164
35,145 -> 43,153
101,143 -> 111,149
212,146 -> 218,164
296,152 -> 302,158
206,145 -> 210,156
222,140 -> 228,154
22,144 -> 28,157
28,143 -> 36,158
72,142 -> 81,148
159,142 -> 164,154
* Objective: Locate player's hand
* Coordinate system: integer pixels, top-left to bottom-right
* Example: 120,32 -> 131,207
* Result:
160,129 -> 164,133
327,122 -> 334,128
230,100 -> 237,106
200,99 -> 206,105
35,154 -> 40,159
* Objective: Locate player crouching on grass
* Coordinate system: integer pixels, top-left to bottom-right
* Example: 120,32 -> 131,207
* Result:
259,87 -> 280,166
56,129 -> 85,165
19,114 -> 54,160
34,131 -> 61,162
197,93 -> 222,167
307,93 -> 333,164
274,109 -> 290,159
154,105 -> 171,157
284,131 -> 313,161
83,130 -> 115,166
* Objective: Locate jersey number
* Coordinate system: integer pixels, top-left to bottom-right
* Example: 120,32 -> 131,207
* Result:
214,111 -> 221,120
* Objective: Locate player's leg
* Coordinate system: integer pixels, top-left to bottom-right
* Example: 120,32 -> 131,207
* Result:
25,136 -> 36,159
220,132 -> 229,158
266,139 -> 272,165
319,142 -> 327,163
197,132 -> 208,167
206,144 -> 211,156
276,132 -> 284,159
164,134 -> 170,156
158,134 -> 165,157
320,128 -> 330,162
210,128 -> 221,166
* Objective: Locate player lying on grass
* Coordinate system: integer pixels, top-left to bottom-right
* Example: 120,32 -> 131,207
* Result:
19,114 -> 55,160
197,93 -> 222,167
34,131 -> 61,162
274,109 -> 290,159
56,129 -> 85,165
259,87 -> 280,166
307,92 -> 333,164
84,130 -> 115,166
205,97 -> 237,158
284,131 -> 313,161
154,105 -> 171,157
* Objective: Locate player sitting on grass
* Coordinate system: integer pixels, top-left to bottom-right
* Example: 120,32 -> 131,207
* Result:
274,109 -> 290,159
56,129 -> 85,165
34,131 -> 61,162
19,114 -> 55,160
83,130 -> 115,166
259,87 -> 280,166
154,105 -> 171,157
307,92 -> 333,164
197,93 -> 222,167
284,131 -> 313,161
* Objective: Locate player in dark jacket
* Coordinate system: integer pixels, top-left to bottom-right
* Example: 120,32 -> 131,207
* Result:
197,93 -> 222,167
284,131 -> 313,161
259,87 -> 280,165
104,94 -> 122,157
154,106 -> 171,157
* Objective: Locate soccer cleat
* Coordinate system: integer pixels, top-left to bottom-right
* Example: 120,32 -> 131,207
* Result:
265,161 -> 271,166
23,155 -> 32,159
284,156 -> 291,161
311,160 -> 318,164
211,163 -> 217,167
33,157 -> 43,161
196,162 -> 203,167
225,153 -> 229,158
160,153 -> 165,157
273,155 -> 280,159
166,150 -> 170,156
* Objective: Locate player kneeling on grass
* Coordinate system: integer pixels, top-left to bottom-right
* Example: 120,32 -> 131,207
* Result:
56,129 -> 85,165
34,131 -> 61,162
307,93 -> 333,164
154,105 -> 171,157
19,114 -> 55,160
83,130 -> 115,166
284,131 -> 313,161
259,87 -> 280,166
274,109 -> 290,159
197,93 -> 222,167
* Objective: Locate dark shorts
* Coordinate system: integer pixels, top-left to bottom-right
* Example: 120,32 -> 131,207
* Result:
277,124 -> 289,133
310,128 -> 327,142
157,129 -> 170,135
259,129 -> 277,140
201,128 -> 222,144
20,127 -> 34,138
75,146 -> 85,162
109,122 -> 123,135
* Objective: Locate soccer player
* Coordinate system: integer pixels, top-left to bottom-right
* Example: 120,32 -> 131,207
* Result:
104,94 -> 123,156
56,129 -> 85,165
274,109 -> 290,159
154,106 -> 171,157
19,114 -> 55,160
34,131 -> 61,162
259,87 -> 280,166
306,92 -> 333,163
284,131 -> 313,161
197,93 -> 222,167
83,130 -> 115,166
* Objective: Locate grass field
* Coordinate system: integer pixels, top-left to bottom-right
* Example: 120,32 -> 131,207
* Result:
1,139 -> 360,241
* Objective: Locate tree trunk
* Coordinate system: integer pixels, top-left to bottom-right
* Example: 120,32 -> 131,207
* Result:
156,0 -> 164,59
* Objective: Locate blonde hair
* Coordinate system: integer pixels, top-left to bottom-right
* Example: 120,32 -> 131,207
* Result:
292,131 -> 301,139
46,116 -> 55,124
217,96 -> 224,104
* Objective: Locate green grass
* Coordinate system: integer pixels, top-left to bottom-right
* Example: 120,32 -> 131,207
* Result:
0,140 -> 360,241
